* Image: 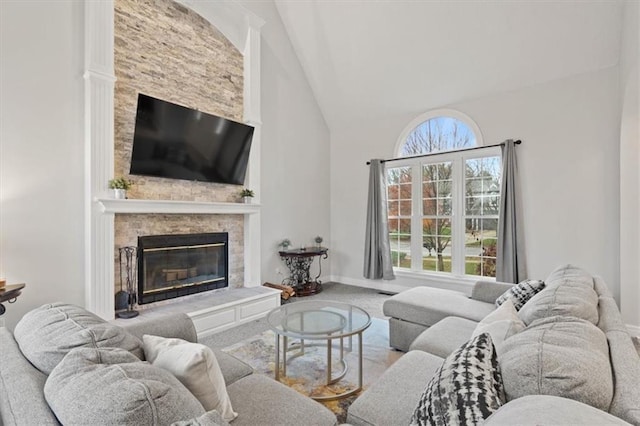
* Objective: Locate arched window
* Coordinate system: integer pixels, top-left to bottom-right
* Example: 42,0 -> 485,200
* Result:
395,110 -> 483,156
401,116 -> 477,156
386,110 -> 500,278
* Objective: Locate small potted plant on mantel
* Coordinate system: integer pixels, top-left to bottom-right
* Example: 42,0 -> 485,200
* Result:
109,177 -> 132,200
240,188 -> 255,203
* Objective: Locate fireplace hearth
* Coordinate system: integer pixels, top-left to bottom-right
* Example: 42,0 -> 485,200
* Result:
137,232 -> 229,304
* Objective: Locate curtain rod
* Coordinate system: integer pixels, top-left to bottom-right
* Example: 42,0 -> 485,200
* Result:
366,139 -> 522,165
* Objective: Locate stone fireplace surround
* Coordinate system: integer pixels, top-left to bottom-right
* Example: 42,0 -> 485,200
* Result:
85,1 -> 268,325
111,0 -> 248,309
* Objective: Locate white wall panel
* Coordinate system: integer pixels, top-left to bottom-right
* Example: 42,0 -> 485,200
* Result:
619,0 -> 640,329
239,1 -> 331,286
0,1 -> 86,329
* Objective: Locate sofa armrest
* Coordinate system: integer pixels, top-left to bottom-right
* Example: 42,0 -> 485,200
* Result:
119,313 -> 198,343
0,328 -> 59,425
470,280 -> 514,304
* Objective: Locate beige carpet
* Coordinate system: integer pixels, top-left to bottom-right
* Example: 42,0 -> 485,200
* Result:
221,317 -> 401,423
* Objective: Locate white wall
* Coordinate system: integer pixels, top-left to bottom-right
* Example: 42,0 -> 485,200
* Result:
330,67 -> 621,299
239,1 -> 331,285
619,0 -> 639,329
0,1 -> 85,329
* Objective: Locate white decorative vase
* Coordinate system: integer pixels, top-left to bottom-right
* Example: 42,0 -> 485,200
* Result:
113,189 -> 127,199
243,196 -> 252,204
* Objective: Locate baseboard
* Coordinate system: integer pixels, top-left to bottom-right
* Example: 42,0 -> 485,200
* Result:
626,324 -> 640,337
327,273 -> 476,295
328,275 -> 409,295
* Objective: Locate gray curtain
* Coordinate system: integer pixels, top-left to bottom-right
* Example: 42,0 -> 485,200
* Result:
363,159 -> 395,280
496,140 -> 526,283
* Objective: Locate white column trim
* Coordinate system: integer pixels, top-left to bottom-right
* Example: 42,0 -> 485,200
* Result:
83,69 -> 116,83
243,19 -> 263,287
84,0 -> 116,319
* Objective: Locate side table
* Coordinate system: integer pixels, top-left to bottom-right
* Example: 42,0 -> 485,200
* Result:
0,283 -> 26,316
278,247 -> 328,296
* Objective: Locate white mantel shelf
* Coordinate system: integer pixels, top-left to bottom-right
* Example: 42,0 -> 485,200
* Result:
97,198 -> 261,215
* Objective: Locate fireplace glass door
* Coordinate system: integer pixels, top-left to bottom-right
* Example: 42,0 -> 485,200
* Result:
137,232 -> 228,304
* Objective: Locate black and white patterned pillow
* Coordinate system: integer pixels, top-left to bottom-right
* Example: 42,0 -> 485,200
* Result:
410,333 -> 505,426
495,279 -> 545,311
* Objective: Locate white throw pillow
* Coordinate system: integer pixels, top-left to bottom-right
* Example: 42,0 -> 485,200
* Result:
472,299 -> 525,352
143,335 -> 237,422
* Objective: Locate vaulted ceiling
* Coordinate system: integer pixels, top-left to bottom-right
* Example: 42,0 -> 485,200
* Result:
275,0 -> 623,131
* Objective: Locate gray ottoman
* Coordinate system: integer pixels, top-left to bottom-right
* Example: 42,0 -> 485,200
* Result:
383,286 -> 494,351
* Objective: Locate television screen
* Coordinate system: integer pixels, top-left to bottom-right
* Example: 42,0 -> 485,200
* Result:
129,94 -> 254,185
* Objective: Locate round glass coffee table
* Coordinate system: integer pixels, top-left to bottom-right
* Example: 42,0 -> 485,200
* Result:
266,300 -> 371,401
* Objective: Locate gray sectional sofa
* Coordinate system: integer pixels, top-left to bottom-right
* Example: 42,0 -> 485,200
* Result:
347,264 -> 640,425
0,305 -> 336,426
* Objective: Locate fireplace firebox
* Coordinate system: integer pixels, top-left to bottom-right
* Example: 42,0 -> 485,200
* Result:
137,232 -> 228,305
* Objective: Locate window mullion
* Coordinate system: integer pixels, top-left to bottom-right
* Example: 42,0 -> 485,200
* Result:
410,163 -> 423,271
452,157 -> 465,276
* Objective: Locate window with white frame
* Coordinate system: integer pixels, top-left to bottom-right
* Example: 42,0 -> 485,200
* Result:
387,112 -> 501,278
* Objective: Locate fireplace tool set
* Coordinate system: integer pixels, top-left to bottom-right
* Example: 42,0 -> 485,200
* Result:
115,246 -> 139,319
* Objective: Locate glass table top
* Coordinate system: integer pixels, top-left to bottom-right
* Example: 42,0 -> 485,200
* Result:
266,300 -> 371,339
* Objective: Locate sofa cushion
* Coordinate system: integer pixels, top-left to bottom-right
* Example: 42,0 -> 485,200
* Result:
383,286 -> 495,327
410,333 -> 505,426
484,395 -> 630,425
211,349 -> 254,386
347,350 -> 445,426
495,279 -> 545,310
121,313 -> 198,343
471,299 -> 525,353
0,328 -> 59,425
499,316 -> 613,411
409,317 -> 477,358
226,374 -> 336,426
605,329 -> 640,425
597,294 -> 640,425
143,335 -> 237,422
517,284 -> 599,325
544,264 -> 594,290
14,302 -> 143,374
44,347 -> 205,425
171,410 -> 229,426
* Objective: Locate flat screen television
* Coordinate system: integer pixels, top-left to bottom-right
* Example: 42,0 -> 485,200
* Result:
129,94 -> 254,185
